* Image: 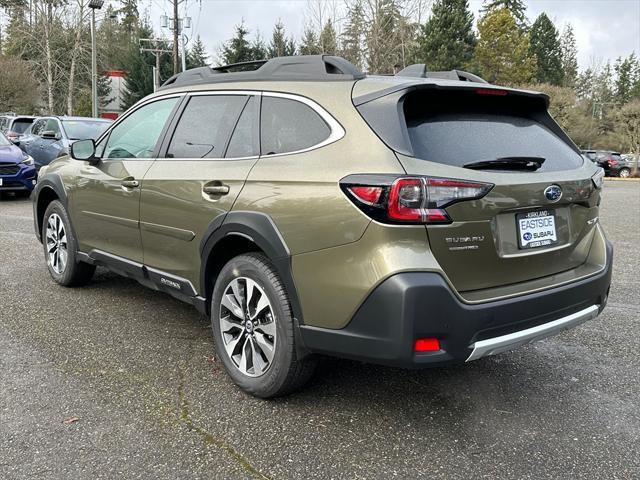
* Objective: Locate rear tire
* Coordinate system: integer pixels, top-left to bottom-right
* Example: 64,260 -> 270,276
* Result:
618,168 -> 631,178
211,253 -> 316,398
42,200 -> 95,287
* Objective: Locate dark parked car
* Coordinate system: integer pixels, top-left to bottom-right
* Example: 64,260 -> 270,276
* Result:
581,150 -> 630,177
0,115 -> 36,143
0,130 -> 36,195
19,116 -> 112,170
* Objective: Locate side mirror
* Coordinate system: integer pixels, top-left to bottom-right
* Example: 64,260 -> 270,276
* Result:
70,139 -> 98,163
41,130 -> 61,140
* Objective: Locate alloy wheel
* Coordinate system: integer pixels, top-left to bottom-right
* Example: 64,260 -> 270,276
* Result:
219,277 -> 277,377
45,213 -> 68,275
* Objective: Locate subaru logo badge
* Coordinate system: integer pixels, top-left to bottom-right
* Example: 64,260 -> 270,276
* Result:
544,185 -> 562,202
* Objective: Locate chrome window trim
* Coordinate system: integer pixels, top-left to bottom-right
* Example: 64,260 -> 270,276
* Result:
162,90 -> 344,161
259,91 -> 345,158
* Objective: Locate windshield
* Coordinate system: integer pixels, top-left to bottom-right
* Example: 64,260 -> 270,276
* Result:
62,120 -> 111,140
0,131 -> 11,146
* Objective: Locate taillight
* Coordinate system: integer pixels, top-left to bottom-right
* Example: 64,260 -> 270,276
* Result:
608,159 -> 618,167
343,175 -> 493,225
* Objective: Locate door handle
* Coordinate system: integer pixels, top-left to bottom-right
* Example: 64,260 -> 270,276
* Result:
203,184 -> 230,195
121,179 -> 139,188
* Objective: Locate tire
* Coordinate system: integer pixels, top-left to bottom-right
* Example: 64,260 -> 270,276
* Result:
42,200 -> 95,287
211,253 -> 316,398
618,168 -> 631,178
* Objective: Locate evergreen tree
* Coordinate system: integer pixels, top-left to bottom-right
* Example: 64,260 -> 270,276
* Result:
529,12 -> 563,85
187,36 -> 208,68
267,20 -> 295,58
340,0 -> 365,68
612,53 -> 640,105
417,0 -> 476,71
250,32 -> 267,60
481,0 -> 527,29
221,22 -> 254,64
299,27 -> 322,56
560,23 -> 578,87
319,20 -> 338,55
475,8 -> 536,85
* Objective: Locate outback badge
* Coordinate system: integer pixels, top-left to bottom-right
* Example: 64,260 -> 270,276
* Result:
544,184 -> 562,202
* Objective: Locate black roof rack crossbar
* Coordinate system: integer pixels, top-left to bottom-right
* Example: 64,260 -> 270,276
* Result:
395,64 -> 488,84
160,55 -> 365,89
212,59 -> 268,73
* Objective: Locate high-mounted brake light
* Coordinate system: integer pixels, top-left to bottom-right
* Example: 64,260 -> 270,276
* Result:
342,175 -> 493,225
476,88 -> 508,96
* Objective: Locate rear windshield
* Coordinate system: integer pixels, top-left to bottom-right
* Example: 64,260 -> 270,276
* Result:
11,119 -> 33,134
403,90 -> 583,172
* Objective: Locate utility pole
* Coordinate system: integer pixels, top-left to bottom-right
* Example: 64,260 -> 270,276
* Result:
140,39 -> 172,91
172,0 -> 179,74
88,0 -> 105,118
162,8 -> 190,73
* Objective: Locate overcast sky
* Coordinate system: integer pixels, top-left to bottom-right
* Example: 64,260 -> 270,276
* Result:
143,0 -> 640,69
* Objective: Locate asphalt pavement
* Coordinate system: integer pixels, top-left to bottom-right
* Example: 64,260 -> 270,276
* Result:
1,181 -> 639,479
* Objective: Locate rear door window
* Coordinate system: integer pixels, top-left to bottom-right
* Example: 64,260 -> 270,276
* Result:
226,96 -> 259,158
260,96 -> 330,155
167,95 -> 247,159
403,90 -> 582,172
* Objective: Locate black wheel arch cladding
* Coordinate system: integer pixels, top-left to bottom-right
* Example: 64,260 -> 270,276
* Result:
200,211 -> 305,325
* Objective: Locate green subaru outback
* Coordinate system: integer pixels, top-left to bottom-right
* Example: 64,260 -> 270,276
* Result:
33,56 -> 612,397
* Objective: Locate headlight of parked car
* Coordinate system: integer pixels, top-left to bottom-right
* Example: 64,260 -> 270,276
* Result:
21,155 -> 35,166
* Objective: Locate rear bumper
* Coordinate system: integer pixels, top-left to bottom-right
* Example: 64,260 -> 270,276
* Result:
299,240 -> 613,368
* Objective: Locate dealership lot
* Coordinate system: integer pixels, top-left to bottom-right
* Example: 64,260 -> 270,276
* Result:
0,181 -> 638,479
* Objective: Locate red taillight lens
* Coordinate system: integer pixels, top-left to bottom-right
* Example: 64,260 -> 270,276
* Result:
415,338 -> 440,352
388,178 -> 423,221
342,175 -> 493,225
348,186 -> 383,205
608,159 -> 618,166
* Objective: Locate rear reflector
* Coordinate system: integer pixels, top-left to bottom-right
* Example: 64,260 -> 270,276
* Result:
415,338 -> 440,352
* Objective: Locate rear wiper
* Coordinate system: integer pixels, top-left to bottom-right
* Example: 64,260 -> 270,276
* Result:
463,157 -> 545,171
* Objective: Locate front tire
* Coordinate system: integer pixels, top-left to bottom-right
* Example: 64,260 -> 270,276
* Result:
211,253 -> 316,398
42,200 -> 95,287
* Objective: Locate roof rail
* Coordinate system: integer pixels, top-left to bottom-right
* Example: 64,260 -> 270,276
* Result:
395,64 -> 488,84
160,55 -> 365,89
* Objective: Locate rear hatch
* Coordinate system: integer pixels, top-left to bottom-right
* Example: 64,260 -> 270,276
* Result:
355,83 -> 603,295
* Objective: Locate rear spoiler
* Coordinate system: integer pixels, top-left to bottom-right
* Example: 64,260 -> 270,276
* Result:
353,81 -> 550,108
395,64 -> 488,84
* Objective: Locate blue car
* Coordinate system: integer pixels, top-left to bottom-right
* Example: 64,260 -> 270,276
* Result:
0,130 -> 36,196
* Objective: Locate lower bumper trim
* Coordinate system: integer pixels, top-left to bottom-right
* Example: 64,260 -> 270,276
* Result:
466,304 -> 600,362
